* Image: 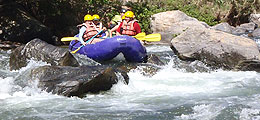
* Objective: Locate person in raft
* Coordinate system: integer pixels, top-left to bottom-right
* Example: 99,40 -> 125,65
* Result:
108,6 -> 132,37
92,14 -> 109,39
109,14 -> 126,37
116,11 -> 141,36
77,14 -> 106,46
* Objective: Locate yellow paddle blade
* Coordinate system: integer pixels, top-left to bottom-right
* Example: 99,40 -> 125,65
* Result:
144,33 -> 161,42
71,46 -> 82,54
61,37 -> 79,42
133,32 -> 146,40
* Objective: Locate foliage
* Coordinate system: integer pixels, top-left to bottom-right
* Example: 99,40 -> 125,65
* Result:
14,0 -> 260,37
126,2 -> 165,33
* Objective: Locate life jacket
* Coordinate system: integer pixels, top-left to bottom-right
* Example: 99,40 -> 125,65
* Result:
94,22 -> 102,32
78,22 -> 100,41
121,20 -> 138,36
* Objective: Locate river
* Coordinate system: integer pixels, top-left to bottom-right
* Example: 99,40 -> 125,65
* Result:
1,42 -> 260,120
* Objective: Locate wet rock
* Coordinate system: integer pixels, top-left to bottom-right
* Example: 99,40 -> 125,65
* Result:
10,38 -> 79,70
235,60 -> 260,72
252,28 -> 260,38
137,54 -> 165,76
147,54 -> 165,66
30,65 -> 129,97
211,22 -> 235,34
171,27 -> 260,70
0,0 -> 56,44
113,54 -> 165,77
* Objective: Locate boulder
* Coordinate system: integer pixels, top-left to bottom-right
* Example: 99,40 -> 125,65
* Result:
239,22 -> 257,32
250,14 -> 260,27
160,21 -> 209,43
10,38 -> 79,70
235,60 -> 260,72
151,10 -> 209,44
150,10 -> 199,33
147,54 -> 165,66
30,65 -> 129,97
171,27 -> 260,69
252,28 -> 260,38
0,0 -> 56,44
211,22 -> 235,34
231,22 -> 256,35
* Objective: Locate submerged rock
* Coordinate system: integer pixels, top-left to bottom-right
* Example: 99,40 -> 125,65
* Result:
10,38 -> 79,70
147,54 -> 165,66
171,27 -> 260,70
30,65 -> 129,97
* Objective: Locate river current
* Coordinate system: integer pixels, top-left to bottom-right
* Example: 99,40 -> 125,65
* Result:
1,42 -> 260,120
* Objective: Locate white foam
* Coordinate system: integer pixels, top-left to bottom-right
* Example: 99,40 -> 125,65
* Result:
240,108 -> 260,120
178,104 -> 223,120
0,77 -> 14,99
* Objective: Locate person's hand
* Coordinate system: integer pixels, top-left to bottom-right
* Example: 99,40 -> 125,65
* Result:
82,42 -> 87,46
103,27 -> 107,31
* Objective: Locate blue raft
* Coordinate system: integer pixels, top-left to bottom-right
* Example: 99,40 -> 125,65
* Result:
69,35 -> 147,62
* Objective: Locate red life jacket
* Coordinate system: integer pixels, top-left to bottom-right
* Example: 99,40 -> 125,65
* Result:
78,22 -> 100,41
121,20 -> 137,36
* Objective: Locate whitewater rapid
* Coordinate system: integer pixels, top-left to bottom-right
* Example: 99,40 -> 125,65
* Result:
1,46 -> 260,120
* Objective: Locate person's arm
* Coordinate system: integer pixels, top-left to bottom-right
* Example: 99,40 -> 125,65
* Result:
78,26 -> 87,46
133,22 -> 141,34
109,24 -> 120,37
116,22 -> 123,35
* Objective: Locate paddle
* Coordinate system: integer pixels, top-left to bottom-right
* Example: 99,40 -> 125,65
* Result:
61,37 -> 79,42
132,32 -> 146,40
143,33 -> 161,42
61,32 -> 161,42
71,30 -> 103,54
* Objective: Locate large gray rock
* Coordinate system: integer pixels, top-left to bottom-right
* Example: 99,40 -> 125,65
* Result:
30,65 -> 129,97
160,21 -> 209,43
150,10 -> 199,33
10,38 -> 79,70
171,27 -> 260,69
151,10 -> 209,44
0,0 -> 56,44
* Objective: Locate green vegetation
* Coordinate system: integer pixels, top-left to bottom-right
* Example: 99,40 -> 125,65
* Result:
15,0 -> 260,37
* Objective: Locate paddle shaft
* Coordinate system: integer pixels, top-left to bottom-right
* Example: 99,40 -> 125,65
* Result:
71,30 -> 103,53
62,32 -> 160,42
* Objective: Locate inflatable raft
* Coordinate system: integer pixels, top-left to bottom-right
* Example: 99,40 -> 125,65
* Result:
69,35 -> 147,62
